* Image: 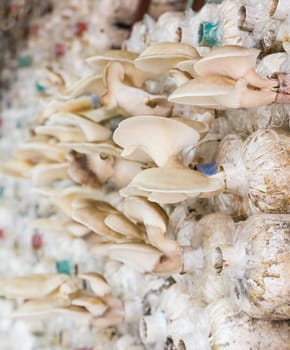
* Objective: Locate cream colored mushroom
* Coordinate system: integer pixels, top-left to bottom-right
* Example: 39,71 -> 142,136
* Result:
34,125 -> 86,142
194,45 -> 278,89
79,273 -> 111,297
71,198 -> 128,242
0,159 -> 33,178
123,196 -> 180,256
64,142 -> 146,188
34,186 -> 103,217
86,50 -> 154,88
106,243 -> 183,275
169,75 -> 281,109
54,305 -> 93,323
15,142 -> 67,163
45,113 -> 111,142
28,162 -> 70,186
43,95 -> 101,119
10,290 -> 72,318
57,73 -> 105,100
0,274 -> 70,299
176,59 -> 200,77
66,149 -> 101,188
134,42 -> 200,74
32,218 -> 91,238
168,68 -> 191,87
113,115 -> 201,167
71,292 -> 109,317
101,62 -> 172,116
120,167 -> 224,204
86,50 -> 138,74
104,212 -> 144,240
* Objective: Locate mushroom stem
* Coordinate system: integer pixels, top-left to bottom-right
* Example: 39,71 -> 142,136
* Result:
244,69 -> 278,89
146,225 -> 181,257
239,88 -> 276,108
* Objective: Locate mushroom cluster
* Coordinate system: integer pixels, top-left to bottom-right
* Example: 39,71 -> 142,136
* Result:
0,272 -> 124,327
1,2 -> 290,349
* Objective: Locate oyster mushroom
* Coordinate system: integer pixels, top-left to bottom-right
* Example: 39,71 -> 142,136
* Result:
28,162 -> 70,186
168,75 -> 284,110
114,116 -> 223,204
32,218 -> 91,238
10,292 -> 72,318
0,274 -> 70,299
101,62 -> 172,116
134,42 -> 200,74
86,50 -> 154,88
45,112 -> 111,142
79,273 -> 111,296
35,186 -> 103,217
44,94 -> 101,118
66,149 -> 101,188
113,115 -> 201,167
123,196 -> 180,256
71,292 -> 109,317
106,243 -> 183,275
194,45 -> 278,89
34,125 -> 86,142
71,198 -> 131,242
0,159 -> 33,178
64,142 -> 147,188
57,73 -> 105,100
15,142 -> 67,163
120,167 -> 224,204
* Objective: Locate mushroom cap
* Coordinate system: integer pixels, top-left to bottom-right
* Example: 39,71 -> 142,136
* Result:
194,45 -> 259,79
135,42 -> 200,73
57,73 -> 105,100
124,196 -> 168,232
0,159 -> 33,178
168,75 -> 236,109
176,59 -> 200,77
71,198 -> 127,242
0,274 -> 69,299
113,116 -> 200,167
86,50 -> 138,73
35,186 -> 103,217
102,62 -> 172,117
47,113 -> 111,142
54,305 -> 92,322
15,142 -> 67,162
107,243 -> 163,273
10,293 -> 71,318
79,272 -> 111,296
61,142 -> 121,158
71,293 -> 108,317
121,167 -> 224,204
29,162 -> 69,186
35,125 -> 85,142
104,213 -> 144,240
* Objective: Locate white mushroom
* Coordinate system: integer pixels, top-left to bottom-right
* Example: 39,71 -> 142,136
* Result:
102,62 -> 172,116
0,274 -> 70,299
194,45 -> 278,89
169,75 -> 279,109
134,42 -> 200,74
113,115 -> 200,167
124,196 -> 180,256
121,167 -> 224,204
